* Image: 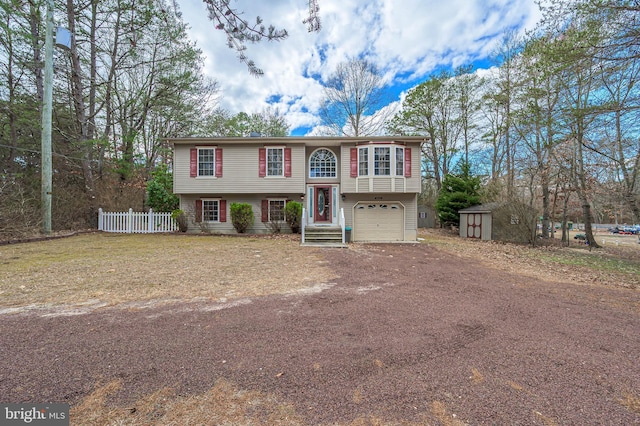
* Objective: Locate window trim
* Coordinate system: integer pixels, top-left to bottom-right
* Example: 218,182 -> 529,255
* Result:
259,146 -> 291,178
190,146 -> 222,178
201,198 -> 220,222
198,148 -> 216,177
309,148 -> 337,178
358,147 -> 369,177
267,147 -> 284,177
374,146 -> 391,176
395,146 -> 404,176
356,145 -> 406,177
268,198 -> 287,222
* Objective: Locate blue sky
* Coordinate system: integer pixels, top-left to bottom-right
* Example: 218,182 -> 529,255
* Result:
178,0 -> 543,136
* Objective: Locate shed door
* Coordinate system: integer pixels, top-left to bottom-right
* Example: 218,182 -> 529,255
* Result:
354,203 -> 404,241
467,213 -> 482,238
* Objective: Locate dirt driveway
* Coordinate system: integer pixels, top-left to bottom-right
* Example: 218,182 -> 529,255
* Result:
1,237 -> 639,425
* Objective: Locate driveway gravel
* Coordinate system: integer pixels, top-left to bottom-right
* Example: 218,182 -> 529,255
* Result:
1,241 -> 639,424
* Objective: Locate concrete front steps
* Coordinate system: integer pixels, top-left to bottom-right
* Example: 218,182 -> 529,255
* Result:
302,226 -> 346,247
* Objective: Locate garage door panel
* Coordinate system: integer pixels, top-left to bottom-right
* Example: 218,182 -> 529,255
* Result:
354,203 -> 404,241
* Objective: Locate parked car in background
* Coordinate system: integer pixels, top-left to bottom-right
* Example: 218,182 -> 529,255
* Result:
611,226 -> 640,235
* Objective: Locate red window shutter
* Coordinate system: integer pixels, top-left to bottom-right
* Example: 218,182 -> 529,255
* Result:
350,148 -> 358,177
258,148 -> 266,177
215,148 -> 223,177
219,200 -> 227,222
404,147 -> 412,177
195,199 -> 202,222
190,148 -> 197,177
284,148 -> 292,177
261,200 -> 269,222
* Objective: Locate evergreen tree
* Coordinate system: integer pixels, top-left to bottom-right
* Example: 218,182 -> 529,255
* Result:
146,165 -> 179,212
435,163 -> 481,226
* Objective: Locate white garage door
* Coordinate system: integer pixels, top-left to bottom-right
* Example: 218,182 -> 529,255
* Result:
354,202 -> 404,241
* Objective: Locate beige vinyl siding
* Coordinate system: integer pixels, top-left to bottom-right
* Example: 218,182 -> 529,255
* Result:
404,194 -> 418,240
353,176 -> 409,192
406,144 -> 421,192
340,143 -> 421,194
356,179 -> 369,192
174,144 -> 306,194
372,178 -> 393,192
179,194 -> 234,234
340,145 -> 357,193
180,194 -> 296,234
394,177 -> 406,192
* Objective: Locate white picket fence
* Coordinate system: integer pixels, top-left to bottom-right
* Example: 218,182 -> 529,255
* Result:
98,208 -> 178,233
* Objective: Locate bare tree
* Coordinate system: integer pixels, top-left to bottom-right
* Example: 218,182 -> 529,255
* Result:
0,0 -> 322,235
202,0 -> 321,76
479,85 -> 508,182
543,21 -> 604,247
318,58 -> 391,137
492,31 -> 523,196
575,0 -> 640,62
64,0 -> 98,224
512,35 -> 562,239
597,50 -> 640,222
453,65 -> 483,165
387,71 -> 459,190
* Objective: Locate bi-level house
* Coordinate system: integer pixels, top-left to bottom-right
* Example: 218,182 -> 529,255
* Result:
169,136 -> 425,243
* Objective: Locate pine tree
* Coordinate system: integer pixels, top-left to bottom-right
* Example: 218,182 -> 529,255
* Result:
435,163 -> 481,226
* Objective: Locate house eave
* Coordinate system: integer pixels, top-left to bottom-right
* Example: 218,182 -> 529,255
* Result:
458,203 -> 500,214
167,136 -> 429,147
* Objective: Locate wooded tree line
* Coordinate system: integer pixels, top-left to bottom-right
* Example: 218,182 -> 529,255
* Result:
2,0 -> 638,246
387,0 -> 640,246
0,0 -> 290,237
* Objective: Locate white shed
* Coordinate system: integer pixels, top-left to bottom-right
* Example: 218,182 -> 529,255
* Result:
458,203 -> 496,240
459,202 -> 536,244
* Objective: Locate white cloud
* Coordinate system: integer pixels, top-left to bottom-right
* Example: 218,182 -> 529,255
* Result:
177,0 -> 542,134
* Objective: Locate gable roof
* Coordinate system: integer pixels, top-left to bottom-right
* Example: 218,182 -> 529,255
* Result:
459,201 -> 537,215
458,203 -> 501,214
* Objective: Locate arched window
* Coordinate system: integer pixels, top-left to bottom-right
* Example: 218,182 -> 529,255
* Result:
309,148 -> 337,178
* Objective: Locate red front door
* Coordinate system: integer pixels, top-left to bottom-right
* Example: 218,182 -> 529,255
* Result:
315,187 -> 331,222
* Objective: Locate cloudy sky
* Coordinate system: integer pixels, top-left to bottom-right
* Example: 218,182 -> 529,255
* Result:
178,0 -> 543,135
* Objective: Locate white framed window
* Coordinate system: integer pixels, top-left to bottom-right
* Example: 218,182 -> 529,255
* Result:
309,148 -> 337,178
198,148 -> 216,176
202,199 -> 220,222
395,147 -> 404,176
358,147 -> 368,176
267,147 -> 284,176
268,199 -> 286,221
374,147 -> 391,176
357,145 -> 406,177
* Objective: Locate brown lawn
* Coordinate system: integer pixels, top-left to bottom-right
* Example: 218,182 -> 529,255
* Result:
1,230 -> 639,425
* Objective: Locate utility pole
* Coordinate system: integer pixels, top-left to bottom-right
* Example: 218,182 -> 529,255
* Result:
41,0 -> 54,234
